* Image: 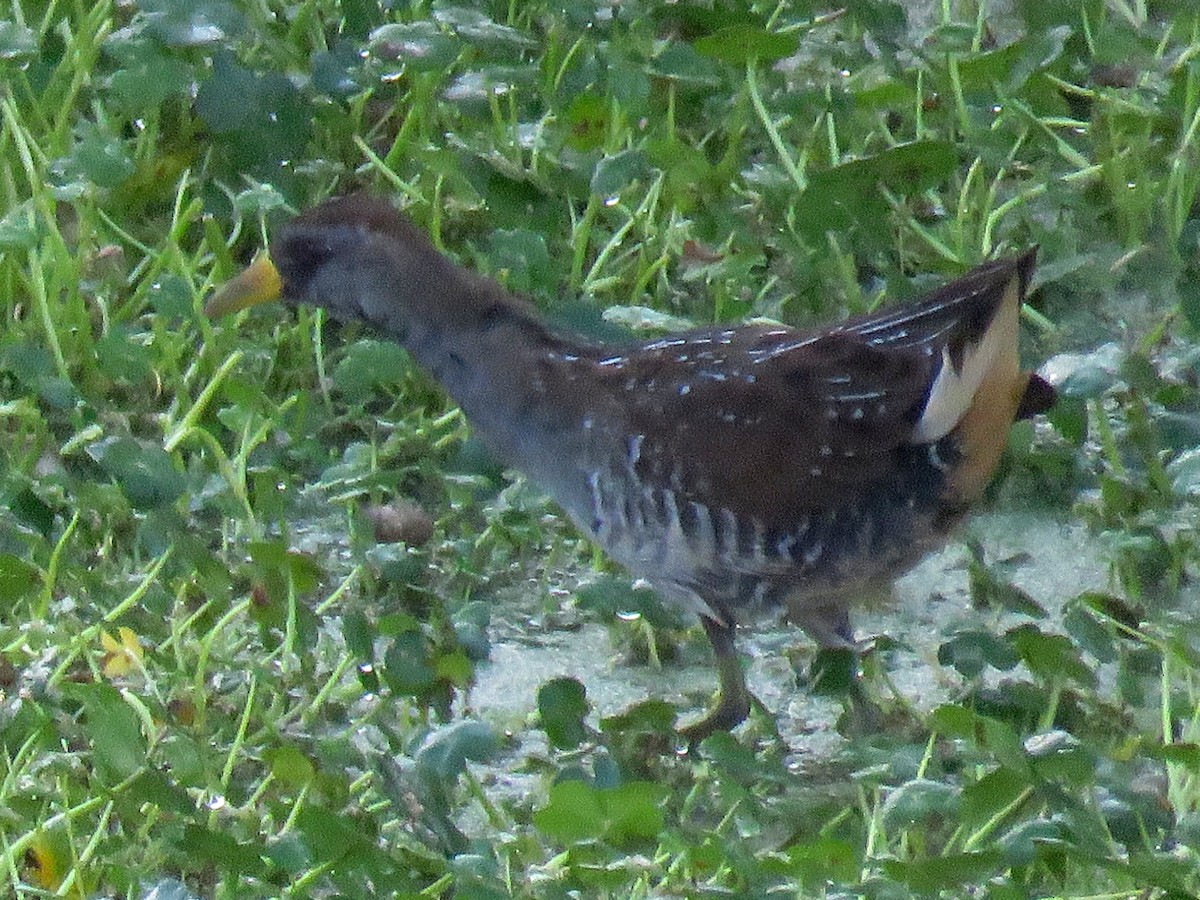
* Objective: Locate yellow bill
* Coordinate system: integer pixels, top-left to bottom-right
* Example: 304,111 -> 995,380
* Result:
204,254 -> 284,317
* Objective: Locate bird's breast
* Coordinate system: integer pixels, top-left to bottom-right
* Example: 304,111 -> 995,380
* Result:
572,432 -> 963,624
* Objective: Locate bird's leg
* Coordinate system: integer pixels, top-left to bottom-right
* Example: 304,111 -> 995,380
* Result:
794,605 -> 884,734
678,616 -> 752,745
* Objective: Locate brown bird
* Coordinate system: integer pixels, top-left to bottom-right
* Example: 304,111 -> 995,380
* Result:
207,195 -> 1055,742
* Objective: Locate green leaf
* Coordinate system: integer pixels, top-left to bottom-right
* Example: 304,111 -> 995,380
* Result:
1007,624 -> 1097,688
10,486 -> 54,538
0,19 -> 37,60
780,837 -> 859,885
649,41 -> 723,86
487,228 -> 553,297
370,22 -> 462,73
366,543 -> 427,585
957,28 -> 1070,94
960,766 -> 1031,831
564,92 -> 608,152
533,778 -> 667,847
1057,348 -> 1120,399
262,835 -> 309,878
310,41 -> 365,100
383,630 -> 437,696
693,730 -> 764,780
1077,590 -> 1142,631
138,0 -> 246,47
432,6 -> 536,49
1147,741 -> 1200,771
333,340 -> 412,403
88,437 -> 185,510
809,646 -> 857,696
997,817 -> 1061,866
415,720 -> 499,780
0,343 -> 79,411
66,683 -> 146,783
575,575 -> 683,629
267,744 -> 315,788
0,552 -> 42,610
179,824 -> 267,876
930,705 -> 1029,773
161,734 -> 206,784
35,376 -> 81,410
146,274 -> 193,320
452,603 -> 491,662
1168,446 -> 1200,497
264,834 -> 311,874
885,850 -> 1004,891
336,0 -> 382,38
343,611 -> 375,661
435,649 -> 473,687
95,327 -> 153,383
599,699 -> 678,735
346,612 -> 380,692
105,37 -> 193,111
533,779 -> 605,843
1182,275 -> 1200,332
124,770 -> 195,816
292,807 -> 363,861
1104,852 -> 1198,896
537,677 -> 590,749
2,339 -> 56,384
1025,730 -> 1094,784
881,778 -> 961,831
694,25 -> 800,65
938,629 -> 1020,678
195,51 -> 311,175
66,120 -> 136,189
591,149 -> 650,197
846,0 -> 907,43
283,549 -> 323,595
1062,604 -> 1116,662
0,200 -> 41,249
604,781 -> 668,845
794,141 -> 958,241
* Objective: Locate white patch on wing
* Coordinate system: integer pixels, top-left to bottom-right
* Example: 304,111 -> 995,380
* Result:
911,281 -> 1019,443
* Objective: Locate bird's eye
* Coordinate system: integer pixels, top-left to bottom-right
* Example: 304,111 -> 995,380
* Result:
276,231 -> 339,285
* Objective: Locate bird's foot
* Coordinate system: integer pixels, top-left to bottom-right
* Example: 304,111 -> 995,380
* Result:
678,685 -> 753,747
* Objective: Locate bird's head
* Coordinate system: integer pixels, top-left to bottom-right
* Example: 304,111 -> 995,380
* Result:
205,196 -> 443,327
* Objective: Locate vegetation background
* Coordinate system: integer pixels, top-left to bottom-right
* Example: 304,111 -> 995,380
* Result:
2,0 -> 1200,896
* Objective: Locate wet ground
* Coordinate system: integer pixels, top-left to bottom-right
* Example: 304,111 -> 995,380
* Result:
469,507 -> 1114,760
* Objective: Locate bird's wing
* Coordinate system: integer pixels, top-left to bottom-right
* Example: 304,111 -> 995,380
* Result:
599,326 -> 936,530
595,250 -> 1036,529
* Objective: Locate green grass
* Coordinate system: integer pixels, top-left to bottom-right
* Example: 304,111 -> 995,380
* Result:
3,0 -> 1200,896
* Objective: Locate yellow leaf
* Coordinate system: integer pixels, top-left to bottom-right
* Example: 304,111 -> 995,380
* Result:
25,829 -> 66,890
101,626 -> 144,678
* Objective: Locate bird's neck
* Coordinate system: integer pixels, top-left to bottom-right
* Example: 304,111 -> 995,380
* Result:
343,253 -> 593,468
403,278 -> 570,413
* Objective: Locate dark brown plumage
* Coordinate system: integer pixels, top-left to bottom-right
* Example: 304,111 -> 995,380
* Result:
208,195 -> 1055,742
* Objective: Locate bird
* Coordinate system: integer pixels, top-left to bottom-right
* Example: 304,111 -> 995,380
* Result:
207,194 -> 1056,743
